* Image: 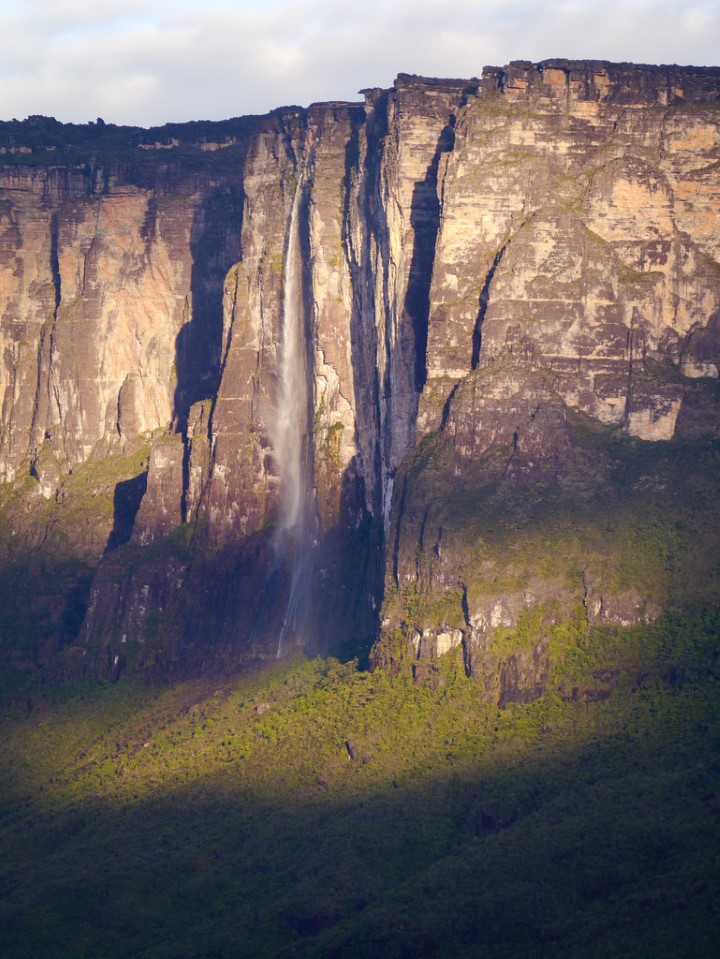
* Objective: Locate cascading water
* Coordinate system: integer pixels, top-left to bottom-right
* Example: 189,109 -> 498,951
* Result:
272,174 -> 312,656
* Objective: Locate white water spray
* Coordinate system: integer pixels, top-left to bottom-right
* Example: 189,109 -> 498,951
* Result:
272,175 -> 311,656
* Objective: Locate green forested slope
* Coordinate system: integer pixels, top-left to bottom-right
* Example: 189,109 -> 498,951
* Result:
1,609 -> 719,958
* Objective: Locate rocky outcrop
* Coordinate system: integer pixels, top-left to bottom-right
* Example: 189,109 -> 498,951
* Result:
0,61 -> 719,684
421,60 -> 720,437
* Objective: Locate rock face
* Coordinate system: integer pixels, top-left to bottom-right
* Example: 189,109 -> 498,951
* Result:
1,61 -> 719,685
0,152 -> 244,484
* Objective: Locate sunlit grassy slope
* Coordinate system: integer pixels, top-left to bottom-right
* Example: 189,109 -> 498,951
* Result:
2,608 -> 720,958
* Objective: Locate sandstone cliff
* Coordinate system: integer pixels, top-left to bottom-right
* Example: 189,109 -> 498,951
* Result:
0,61 -> 719,688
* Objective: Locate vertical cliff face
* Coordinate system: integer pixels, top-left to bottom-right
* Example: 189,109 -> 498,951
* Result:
422,61 -> 720,439
197,77 -> 472,544
0,124 -> 249,677
345,76 -> 473,524
1,62 -> 719,684
375,62 -> 720,694
0,159 -> 245,487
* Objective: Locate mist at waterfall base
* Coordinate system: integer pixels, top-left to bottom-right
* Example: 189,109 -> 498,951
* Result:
270,177 -> 313,658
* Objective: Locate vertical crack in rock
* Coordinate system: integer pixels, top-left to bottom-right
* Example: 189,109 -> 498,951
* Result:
49,211 -> 61,314
342,106 -> 384,533
344,92 -> 386,523
391,473 -> 408,587
472,245 -> 506,370
406,116 -> 456,391
440,382 -> 460,429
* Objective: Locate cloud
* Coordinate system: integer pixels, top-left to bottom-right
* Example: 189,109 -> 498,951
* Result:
0,0 -> 717,125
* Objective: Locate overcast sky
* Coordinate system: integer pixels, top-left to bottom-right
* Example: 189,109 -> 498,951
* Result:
1,0 -> 719,127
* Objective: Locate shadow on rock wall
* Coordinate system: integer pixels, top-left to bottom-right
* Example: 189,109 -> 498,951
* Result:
174,185 -> 244,433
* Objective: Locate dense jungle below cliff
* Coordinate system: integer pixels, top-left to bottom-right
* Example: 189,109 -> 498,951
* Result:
2,607 -> 720,958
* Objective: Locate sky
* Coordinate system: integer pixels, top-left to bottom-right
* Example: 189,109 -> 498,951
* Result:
0,0 -> 719,128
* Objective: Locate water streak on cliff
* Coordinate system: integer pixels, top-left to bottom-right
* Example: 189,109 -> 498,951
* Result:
273,174 -> 312,656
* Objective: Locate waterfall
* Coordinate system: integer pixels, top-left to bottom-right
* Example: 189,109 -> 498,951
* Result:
272,175 -> 312,656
